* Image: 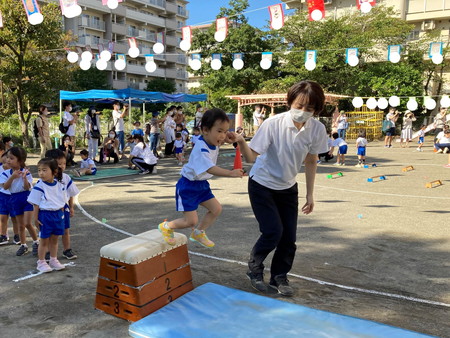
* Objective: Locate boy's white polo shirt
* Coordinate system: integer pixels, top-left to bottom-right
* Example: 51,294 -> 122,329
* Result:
249,112 -> 327,190
27,179 -> 66,210
181,136 -> 218,181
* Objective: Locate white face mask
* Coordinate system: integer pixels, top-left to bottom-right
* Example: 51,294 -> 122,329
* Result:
109,133 -> 115,138
290,108 -> 313,123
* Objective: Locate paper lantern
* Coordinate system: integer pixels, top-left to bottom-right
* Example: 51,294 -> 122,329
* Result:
260,58 -> 272,70
214,31 -> 226,42
406,98 -> 418,111
128,47 -> 140,58
114,58 -> 126,70
348,55 -> 359,67
211,58 -> 222,70
107,0 -> 119,9
153,42 -> 164,54
440,95 -> 450,108
390,52 -> 400,63
432,54 -> 443,65
424,97 -> 436,110
233,58 -> 244,70
360,2 -> 372,13
180,40 -> 191,52
190,59 -> 201,71
145,62 -> 157,73
81,51 -> 93,61
352,97 -> 364,108
311,9 -> 323,21
28,12 -> 43,25
79,60 -> 91,71
100,50 -> 111,61
67,51 -> 79,64
64,5 -> 82,18
388,96 -> 400,107
377,98 -> 388,110
305,59 -> 316,71
366,97 -> 377,110
96,59 -> 107,71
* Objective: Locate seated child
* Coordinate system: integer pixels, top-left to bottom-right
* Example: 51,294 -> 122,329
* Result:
318,132 -> 334,163
73,149 -> 97,177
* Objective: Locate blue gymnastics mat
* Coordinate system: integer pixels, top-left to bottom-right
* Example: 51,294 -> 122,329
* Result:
129,283 -> 431,338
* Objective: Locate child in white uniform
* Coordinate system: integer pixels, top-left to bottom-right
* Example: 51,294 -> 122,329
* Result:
73,149 -> 97,177
330,132 -> 348,166
27,158 -> 66,272
355,130 -> 368,167
158,109 -> 244,248
173,133 -> 186,165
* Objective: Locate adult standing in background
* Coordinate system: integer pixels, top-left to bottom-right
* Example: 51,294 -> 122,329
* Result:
194,104 -> 203,128
149,112 -> 161,157
252,105 -> 265,134
36,105 -> 52,159
62,101 -> 78,152
336,110 -> 348,140
163,108 -> 176,156
112,100 -> 128,159
434,108 -> 447,136
400,110 -> 416,148
85,106 -> 101,162
384,108 -> 399,148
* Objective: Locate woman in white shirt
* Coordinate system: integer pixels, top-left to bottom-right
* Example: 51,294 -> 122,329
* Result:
130,135 -> 158,174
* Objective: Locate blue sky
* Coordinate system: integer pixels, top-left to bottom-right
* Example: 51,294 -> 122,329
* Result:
186,1 -> 291,29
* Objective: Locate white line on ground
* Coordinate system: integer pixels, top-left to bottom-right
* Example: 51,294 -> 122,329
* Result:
75,181 -> 450,309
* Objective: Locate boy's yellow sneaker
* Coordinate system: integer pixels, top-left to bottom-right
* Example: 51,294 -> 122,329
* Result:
158,221 -> 176,245
189,230 -> 215,248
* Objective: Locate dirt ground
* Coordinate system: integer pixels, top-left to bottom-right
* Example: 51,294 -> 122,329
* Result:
0,138 -> 449,337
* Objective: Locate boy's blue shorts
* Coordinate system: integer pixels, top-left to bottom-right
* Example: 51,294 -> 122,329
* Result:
38,210 -> 65,239
175,176 -> 214,212
357,146 -> 366,156
0,192 -> 11,216
338,145 -> 348,155
10,191 -> 33,217
418,137 -> 424,144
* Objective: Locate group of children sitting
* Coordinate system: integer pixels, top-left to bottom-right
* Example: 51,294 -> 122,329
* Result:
0,142 -> 79,273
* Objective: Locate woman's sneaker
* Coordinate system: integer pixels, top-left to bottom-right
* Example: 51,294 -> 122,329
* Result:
63,249 -> 77,260
269,276 -> 294,297
246,271 -> 268,293
0,235 -> 9,245
189,230 -> 215,248
16,244 -> 28,256
49,258 -> 65,271
158,221 -> 176,245
37,260 -> 52,273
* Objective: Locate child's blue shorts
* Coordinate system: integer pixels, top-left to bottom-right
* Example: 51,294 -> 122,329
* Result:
91,167 -> 97,175
175,176 -> 214,212
418,137 -> 424,144
338,145 -> 348,155
10,191 -> 33,217
38,209 -> 65,239
357,146 -> 366,156
0,192 -> 11,216
175,147 -> 183,154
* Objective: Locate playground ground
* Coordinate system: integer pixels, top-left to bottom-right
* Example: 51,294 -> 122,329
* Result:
0,137 -> 449,337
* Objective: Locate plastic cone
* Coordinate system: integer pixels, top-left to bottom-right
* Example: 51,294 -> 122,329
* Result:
234,146 -> 243,170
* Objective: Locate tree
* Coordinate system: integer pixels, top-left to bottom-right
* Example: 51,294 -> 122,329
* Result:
146,78 -> 176,93
0,1 -> 71,146
71,68 -> 110,91
190,0 -> 282,113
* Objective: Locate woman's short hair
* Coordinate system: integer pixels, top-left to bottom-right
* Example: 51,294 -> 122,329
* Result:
287,80 -> 325,115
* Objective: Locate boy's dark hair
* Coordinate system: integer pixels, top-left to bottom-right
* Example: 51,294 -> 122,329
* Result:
201,108 -> 229,131
176,124 -> 183,129
177,106 -> 183,110
126,134 -> 133,140
79,149 -> 89,157
287,80 -> 325,115
38,158 -> 62,181
2,137 -> 11,144
45,148 -> 65,160
134,121 -> 141,126
357,130 -> 366,138
332,132 -> 339,139
193,127 -> 200,132
196,104 -> 202,109
169,105 -> 177,111
113,100 -> 121,107
9,147 -> 27,168
133,134 -> 145,143
63,101 -> 72,109
0,141 -> 5,152
175,132 -> 182,138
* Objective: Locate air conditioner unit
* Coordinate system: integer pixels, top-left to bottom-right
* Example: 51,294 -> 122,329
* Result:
324,0 -> 332,4
422,20 -> 436,31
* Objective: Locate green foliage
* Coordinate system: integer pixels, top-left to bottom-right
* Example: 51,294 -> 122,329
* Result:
71,68 -> 110,91
145,78 -> 176,113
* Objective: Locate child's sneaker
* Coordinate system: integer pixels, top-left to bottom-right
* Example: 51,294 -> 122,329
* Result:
437,149 -> 443,153
63,248 -> 77,260
340,163 -> 346,166
13,234 -> 20,245
37,260 -> 52,273
49,258 -> 65,271
354,164 -> 361,167
0,235 -> 9,245
16,244 -> 28,256
416,147 -> 421,152
333,162 -> 340,166
32,241 -> 39,256
189,230 -> 215,248
158,221 -> 176,245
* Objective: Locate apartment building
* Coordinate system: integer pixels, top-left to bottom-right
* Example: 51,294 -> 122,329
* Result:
282,0 -> 450,91
45,0 -> 189,92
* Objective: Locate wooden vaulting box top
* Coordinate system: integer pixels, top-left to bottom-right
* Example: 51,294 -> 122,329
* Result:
100,230 -> 188,264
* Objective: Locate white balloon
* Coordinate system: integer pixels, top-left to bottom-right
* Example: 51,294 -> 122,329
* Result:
232,58 -> 244,70
348,55 -> 359,67
377,98 -> 388,110
260,58 -> 272,70
305,59 -> 316,71
440,95 -> 450,108
153,42 -> 164,54
432,53 -> 443,65
145,62 -> 157,73
190,59 -> 201,71
214,31 -> 226,42
81,51 -> 93,61
390,52 -> 400,63
79,60 -> 91,71
100,50 -> 112,61
311,9 -> 323,21
128,47 -> 140,58
424,97 -> 436,110
388,96 -> 400,107
366,97 -> 378,110
107,0 -> 119,10
28,13 -> 43,25
360,2 -> 372,13
64,5 -> 82,18
96,59 -> 107,70
406,98 -> 418,111
180,40 -> 191,52
271,20 -> 283,30
352,97 -> 364,108
114,58 -> 126,71
211,58 -> 222,70
67,51 -> 79,64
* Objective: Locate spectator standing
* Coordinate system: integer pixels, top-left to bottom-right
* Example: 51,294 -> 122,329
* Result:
85,106 -> 101,162
434,108 -> 447,136
163,108 -> 176,156
194,104 -> 203,128
36,105 -> 52,159
112,101 -> 129,159
62,101 -> 78,151
252,105 -> 265,134
400,110 -> 416,148
148,112 -> 161,157
337,110 -> 348,140
384,108 -> 399,148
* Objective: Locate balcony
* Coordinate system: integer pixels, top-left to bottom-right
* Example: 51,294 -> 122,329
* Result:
177,70 -> 187,79
166,2 -> 177,14
126,8 -> 166,28
177,55 -> 186,64
136,30 -> 156,42
177,8 -> 188,18
77,36 -> 106,47
129,0 -> 166,10
127,64 -> 146,75
78,0 -> 110,13
165,68 -> 177,78
165,18 -> 177,30
128,27 -> 140,37
80,16 -> 106,31
165,54 -> 177,63
112,23 -> 127,35
165,35 -> 178,47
